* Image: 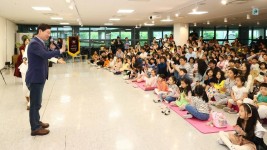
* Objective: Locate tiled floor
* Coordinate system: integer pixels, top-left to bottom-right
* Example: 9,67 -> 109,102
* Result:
0,62 -> 266,150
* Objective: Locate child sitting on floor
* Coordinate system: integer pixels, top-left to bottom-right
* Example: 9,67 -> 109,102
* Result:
154,74 -> 168,96
214,68 -> 238,108
111,57 -> 123,74
223,76 -> 248,114
154,76 -> 178,103
171,78 -> 192,110
132,67 -> 146,83
243,83 -> 267,120
208,70 -> 226,102
218,103 -> 266,150
183,84 -> 210,121
144,69 -> 158,88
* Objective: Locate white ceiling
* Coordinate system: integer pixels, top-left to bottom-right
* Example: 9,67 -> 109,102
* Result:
0,0 -> 266,27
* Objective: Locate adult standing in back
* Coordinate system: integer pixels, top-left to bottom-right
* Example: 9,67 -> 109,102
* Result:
26,24 -> 65,136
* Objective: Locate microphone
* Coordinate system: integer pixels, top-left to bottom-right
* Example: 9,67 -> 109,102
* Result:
50,37 -> 60,49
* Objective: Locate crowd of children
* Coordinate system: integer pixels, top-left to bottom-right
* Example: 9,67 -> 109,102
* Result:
89,34 -> 267,150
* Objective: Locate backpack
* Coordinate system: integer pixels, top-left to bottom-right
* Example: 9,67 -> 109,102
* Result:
211,111 -> 228,128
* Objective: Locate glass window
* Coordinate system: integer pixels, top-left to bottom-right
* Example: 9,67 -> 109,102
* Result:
203,30 -> 214,39
121,31 -> 131,39
111,32 -> 120,39
51,27 -> 57,31
58,27 -> 72,31
79,32 -> 89,39
79,27 -> 89,31
100,32 -> 106,40
51,32 -> 58,39
90,32 -> 99,39
163,31 -> 172,38
80,40 -> 89,47
216,30 -> 227,39
228,29 -> 238,39
153,31 -> 162,39
58,32 -> 72,38
140,31 -> 148,39
249,29 -> 252,39
253,28 -> 264,39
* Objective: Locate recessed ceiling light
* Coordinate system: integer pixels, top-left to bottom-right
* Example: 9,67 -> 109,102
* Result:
51,17 -> 63,20
221,0 -> 227,5
60,23 -> 70,25
32,7 -> 51,11
207,21 -> 210,25
66,0 -> 71,3
189,11 -> 206,15
144,23 -> 154,26
175,13 -> 179,17
160,19 -> 173,22
224,18 -> 228,22
188,11 -> 208,15
257,21 -> 260,25
104,23 -> 113,25
117,9 -> 134,13
247,14 -> 250,19
194,23 -> 197,26
109,18 -> 120,21
239,23 -> 242,27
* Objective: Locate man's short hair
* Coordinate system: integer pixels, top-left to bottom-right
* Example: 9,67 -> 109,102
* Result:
37,24 -> 51,34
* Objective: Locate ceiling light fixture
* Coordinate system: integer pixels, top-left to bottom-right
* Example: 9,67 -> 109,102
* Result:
221,0 -> 227,5
32,7 -> 51,11
175,13 -> 179,17
60,23 -> 70,25
194,23 -> 197,26
160,16 -> 173,22
117,9 -> 134,13
246,14 -> 250,19
207,21 -> 210,25
224,18 -> 228,22
239,23 -> 242,27
51,17 -> 63,20
257,21 -> 260,25
69,3 -> 74,10
104,23 -> 113,26
109,18 -> 120,21
188,11 -> 208,15
144,23 -> 154,26
66,0 -> 71,3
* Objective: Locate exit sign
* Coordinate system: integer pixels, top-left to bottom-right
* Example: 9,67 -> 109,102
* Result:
252,8 -> 259,15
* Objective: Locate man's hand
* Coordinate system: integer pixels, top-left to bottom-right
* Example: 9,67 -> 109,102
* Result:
57,58 -> 66,64
60,40 -> 66,54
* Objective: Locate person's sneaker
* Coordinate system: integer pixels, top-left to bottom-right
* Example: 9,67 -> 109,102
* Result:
217,138 -> 225,145
31,128 -> 50,136
39,121 -> 49,128
183,113 -> 193,119
223,107 -> 231,112
228,109 -> 237,114
164,108 -> 171,115
153,99 -> 161,103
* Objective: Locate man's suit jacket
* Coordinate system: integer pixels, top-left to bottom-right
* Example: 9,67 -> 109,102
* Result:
26,37 -> 60,84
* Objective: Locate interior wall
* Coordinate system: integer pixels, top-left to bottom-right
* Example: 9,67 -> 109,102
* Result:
0,16 -> 17,69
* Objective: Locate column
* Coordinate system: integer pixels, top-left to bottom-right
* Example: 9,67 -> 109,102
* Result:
173,23 -> 189,46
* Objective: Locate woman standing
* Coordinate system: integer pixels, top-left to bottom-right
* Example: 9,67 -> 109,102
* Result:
14,38 -> 30,78
18,38 -> 30,110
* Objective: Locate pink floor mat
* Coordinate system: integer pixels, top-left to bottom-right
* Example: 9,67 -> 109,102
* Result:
164,103 -> 234,134
134,82 -> 156,91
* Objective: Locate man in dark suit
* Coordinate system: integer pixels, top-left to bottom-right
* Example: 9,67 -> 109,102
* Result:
26,24 -> 65,136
